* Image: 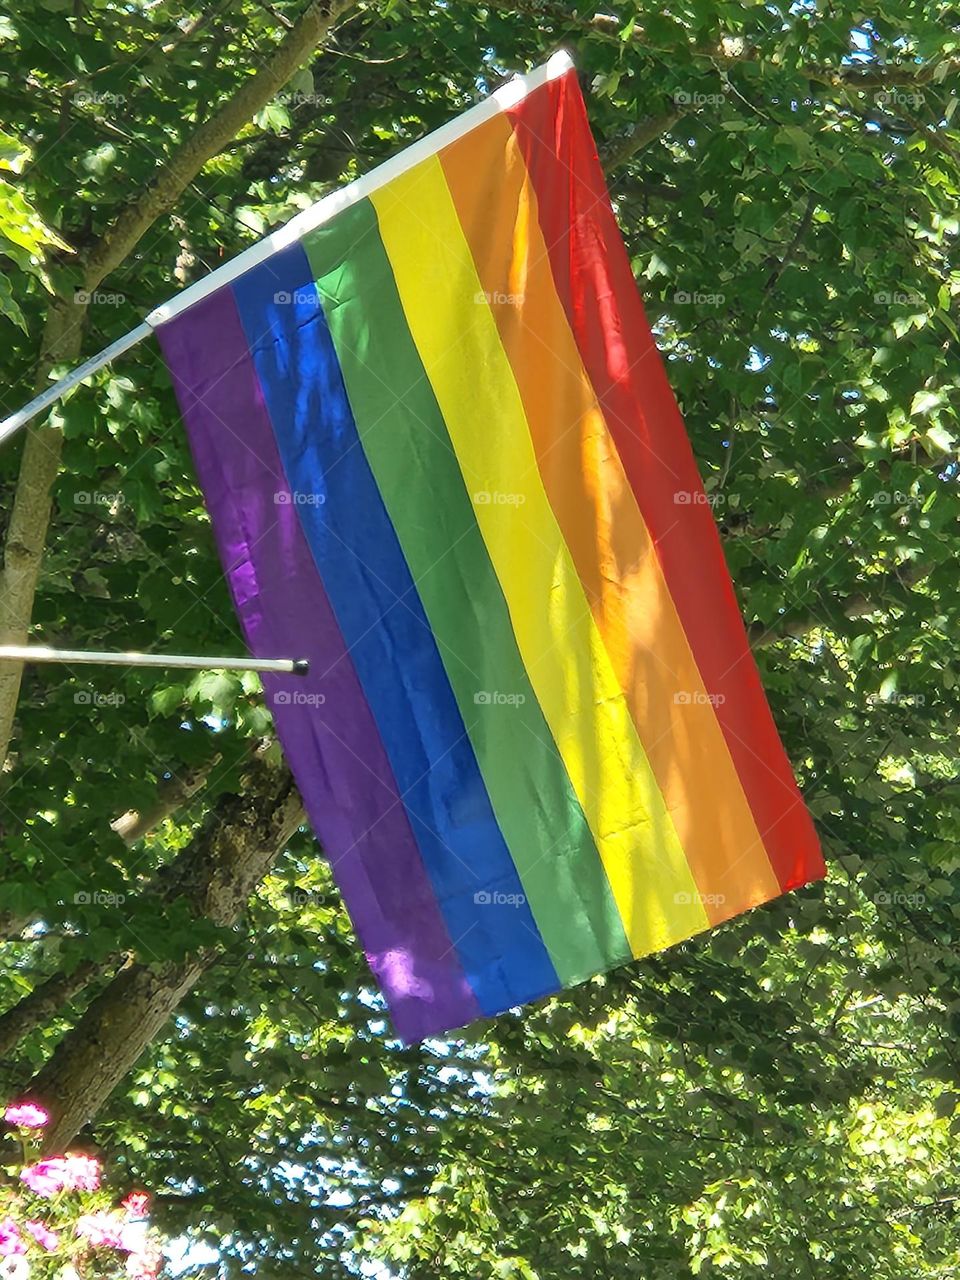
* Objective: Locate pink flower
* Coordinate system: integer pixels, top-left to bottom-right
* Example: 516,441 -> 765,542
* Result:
23,1223 -> 57,1253
76,1213 -> 123,1249
0,1221 -> 24,1257
3,1104 -> 48,1130
20,1153 -> 100,1197
20,1160 -> 69,1198
125,1246 -> 162,1278
122,1192 -> 150,1219
62,1154 -> 100,1192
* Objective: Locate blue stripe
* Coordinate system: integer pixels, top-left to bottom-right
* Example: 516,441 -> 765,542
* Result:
231,242 -> 559,1015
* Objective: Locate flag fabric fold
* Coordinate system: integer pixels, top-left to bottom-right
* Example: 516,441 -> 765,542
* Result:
155,56 -> 824,1042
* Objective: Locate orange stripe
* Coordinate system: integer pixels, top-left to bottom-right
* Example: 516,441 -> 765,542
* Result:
439,116 -> 781,923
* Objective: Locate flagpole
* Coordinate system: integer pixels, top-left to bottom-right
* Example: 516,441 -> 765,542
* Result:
0,645 -> 309,675
0,323 -> 152,448
0,50 -> 575,444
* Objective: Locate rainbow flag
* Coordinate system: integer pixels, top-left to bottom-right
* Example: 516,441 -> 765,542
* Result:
154,52 -> 824,1041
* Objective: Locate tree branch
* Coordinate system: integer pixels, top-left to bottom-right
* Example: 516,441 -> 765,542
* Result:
110,756 -> 221,847
80,0 -> 357,290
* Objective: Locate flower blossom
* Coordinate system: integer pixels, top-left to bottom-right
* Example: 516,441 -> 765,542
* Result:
23,1222 -> 58,1253
0,1222 -> 24,1258
121,1192 -> 150,1219
76,1213 -> 123,1249
3,1104 -> 48,1130
21,1153 -> 102,1198
20,1160 -> 67,1198
62,1154 -> 101,1192
125,1245 -> 162,1279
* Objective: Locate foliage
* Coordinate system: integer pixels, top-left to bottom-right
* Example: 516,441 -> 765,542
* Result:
2,0 -> 960,1277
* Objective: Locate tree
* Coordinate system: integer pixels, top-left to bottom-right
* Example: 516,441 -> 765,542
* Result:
2,0 -> 960,1276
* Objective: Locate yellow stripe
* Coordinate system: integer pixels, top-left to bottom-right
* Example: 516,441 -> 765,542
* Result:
370,157 -> 709,956
439,116 -> 782,925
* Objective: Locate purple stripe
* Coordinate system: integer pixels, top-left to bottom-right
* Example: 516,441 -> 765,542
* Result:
156,288 -> 480,1041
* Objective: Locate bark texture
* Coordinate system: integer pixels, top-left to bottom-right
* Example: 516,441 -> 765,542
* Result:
27,756 -> 304,1152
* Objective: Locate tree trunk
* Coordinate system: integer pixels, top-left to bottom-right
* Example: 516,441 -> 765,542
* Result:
25,757 -> 304,1151
0,296 -> 89,766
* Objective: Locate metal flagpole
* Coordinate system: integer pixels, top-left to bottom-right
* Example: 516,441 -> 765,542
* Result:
0,51 -> 574,444
0,323 -> 152,447
0,646 -> 309,675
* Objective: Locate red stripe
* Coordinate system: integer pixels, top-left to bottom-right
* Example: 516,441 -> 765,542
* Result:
506,72 -> 823,892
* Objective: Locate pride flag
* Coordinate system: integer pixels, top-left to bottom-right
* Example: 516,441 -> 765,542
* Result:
154,53 -> 824,1041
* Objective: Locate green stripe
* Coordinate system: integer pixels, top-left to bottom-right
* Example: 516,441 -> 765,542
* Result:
302,200 -> 631,985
